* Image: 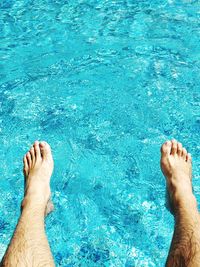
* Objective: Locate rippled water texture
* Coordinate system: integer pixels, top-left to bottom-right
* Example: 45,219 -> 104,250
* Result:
0,0 -> 200,266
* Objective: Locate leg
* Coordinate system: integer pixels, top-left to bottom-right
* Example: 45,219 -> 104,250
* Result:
161,139 -> 200,267
1,141 -> 55,267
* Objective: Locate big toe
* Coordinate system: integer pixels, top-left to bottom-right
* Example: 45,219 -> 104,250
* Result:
39,141 -> 52,160
161,140 -> 172,156
23,155 -> 29,177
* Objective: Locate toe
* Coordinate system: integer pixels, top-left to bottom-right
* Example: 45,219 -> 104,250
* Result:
186,152 -> 192,163
182,147 -> 187,160
34,141 -> 41,161
23,155 -> 29,176
171,139 -> 178,155
177,142 -> 183,156
30,146 -> 35,165
26,152 -> 32,168
161,140 -> 172,155
39,141 -> 52,160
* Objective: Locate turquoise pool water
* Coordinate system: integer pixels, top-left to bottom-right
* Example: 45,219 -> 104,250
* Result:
0,0 -> 199,266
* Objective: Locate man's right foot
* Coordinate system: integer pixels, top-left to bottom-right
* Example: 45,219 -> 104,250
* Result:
160,140 -> 195,213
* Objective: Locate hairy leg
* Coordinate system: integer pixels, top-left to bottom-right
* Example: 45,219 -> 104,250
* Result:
161,140 -> 200,267
1,141 -> 55,267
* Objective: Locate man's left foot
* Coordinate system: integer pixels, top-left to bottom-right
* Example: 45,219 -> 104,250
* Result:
22,141 -> 54,215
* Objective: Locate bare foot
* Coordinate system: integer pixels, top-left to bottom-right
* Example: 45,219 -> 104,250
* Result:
22,141 -> 54,215
160,140 -> 195,213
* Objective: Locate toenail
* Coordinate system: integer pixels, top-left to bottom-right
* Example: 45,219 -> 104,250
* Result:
166,141 -> 171,145
40,141 -> 46,146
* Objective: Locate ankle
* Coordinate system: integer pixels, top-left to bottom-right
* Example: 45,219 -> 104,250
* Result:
24,183 -> 50,202
173,193 -> 198,216
21,194 -> 47,211
168,178 -> 197,213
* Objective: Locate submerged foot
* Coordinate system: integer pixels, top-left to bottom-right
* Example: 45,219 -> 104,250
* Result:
22,141 -> 54,215
160,140 -> 194,213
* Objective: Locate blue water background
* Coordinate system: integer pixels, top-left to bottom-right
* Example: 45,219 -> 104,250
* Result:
0,0 -> 200,266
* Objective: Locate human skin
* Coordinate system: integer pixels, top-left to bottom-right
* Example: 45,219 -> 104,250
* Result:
161,139 -> 200,267
0,141 -> 55,267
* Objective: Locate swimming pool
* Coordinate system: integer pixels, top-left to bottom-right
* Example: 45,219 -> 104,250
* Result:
0,0 -> 199,266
